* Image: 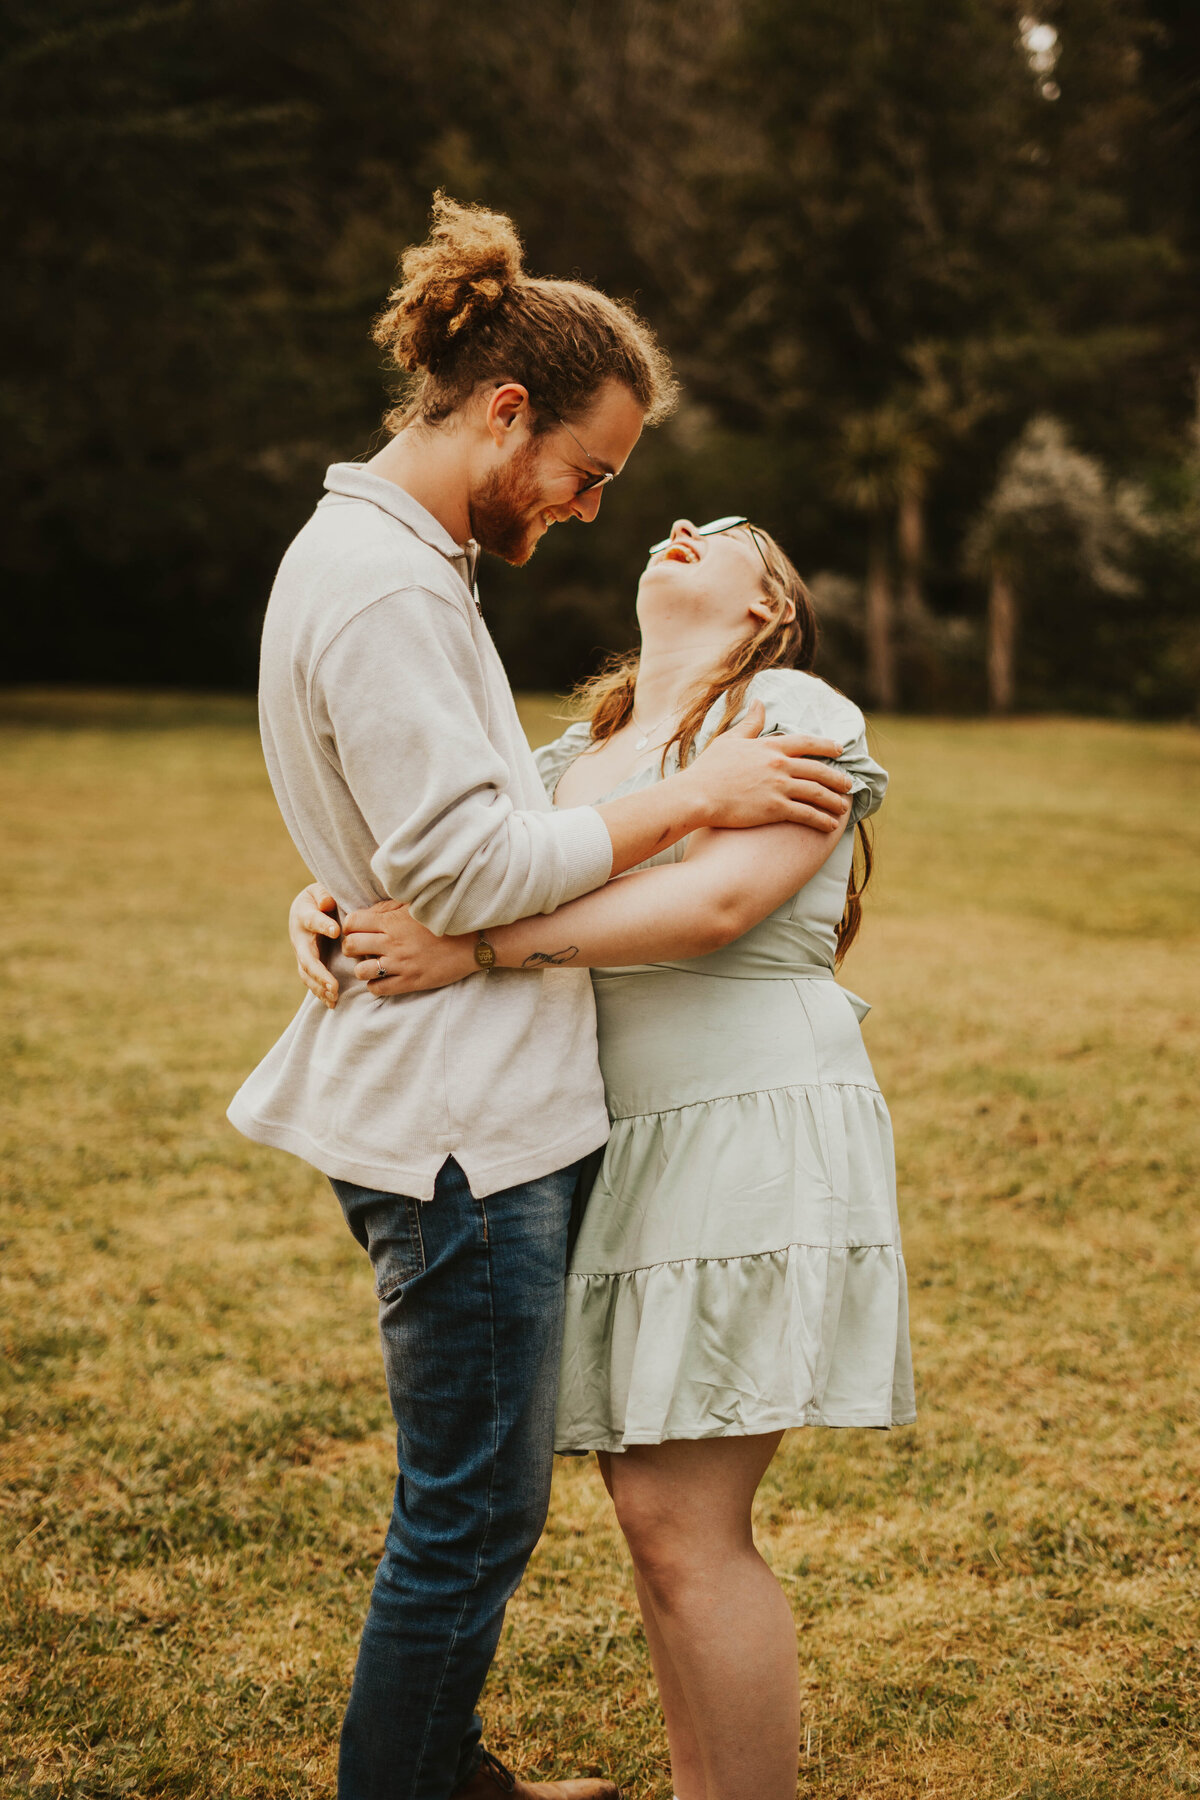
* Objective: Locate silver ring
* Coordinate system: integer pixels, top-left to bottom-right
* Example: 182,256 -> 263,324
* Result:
374,958 -> 387,980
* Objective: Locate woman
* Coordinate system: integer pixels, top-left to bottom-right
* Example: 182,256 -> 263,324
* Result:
291,516 -> 915,1800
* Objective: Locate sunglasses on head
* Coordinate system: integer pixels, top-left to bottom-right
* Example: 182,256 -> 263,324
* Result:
649,515 -> 771,574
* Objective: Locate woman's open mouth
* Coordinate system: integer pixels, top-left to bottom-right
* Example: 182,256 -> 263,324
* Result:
661,541 -> 701,564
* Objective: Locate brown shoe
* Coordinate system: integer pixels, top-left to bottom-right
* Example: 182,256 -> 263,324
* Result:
454,1747 -> 619,1800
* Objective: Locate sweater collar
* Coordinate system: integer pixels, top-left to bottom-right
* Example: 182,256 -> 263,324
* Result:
323,463 -> 480,592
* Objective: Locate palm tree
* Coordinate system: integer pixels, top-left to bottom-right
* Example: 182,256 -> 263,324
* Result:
834,405 -> 936,709
896,459 -> 930,633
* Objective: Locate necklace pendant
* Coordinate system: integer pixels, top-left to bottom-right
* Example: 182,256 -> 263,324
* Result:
635,735 -> 648,751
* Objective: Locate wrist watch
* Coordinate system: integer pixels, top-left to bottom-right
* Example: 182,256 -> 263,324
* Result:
474,932 -> 497,971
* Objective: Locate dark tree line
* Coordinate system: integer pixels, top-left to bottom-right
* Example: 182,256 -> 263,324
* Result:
4,0 -> 1200,712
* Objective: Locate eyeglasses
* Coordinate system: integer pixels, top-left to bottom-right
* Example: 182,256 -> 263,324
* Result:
540,405 -> 615,495
649,515 -> 772,574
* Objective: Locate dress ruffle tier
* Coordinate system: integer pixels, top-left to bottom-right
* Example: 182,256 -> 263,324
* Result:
556,1077 -> 916,1454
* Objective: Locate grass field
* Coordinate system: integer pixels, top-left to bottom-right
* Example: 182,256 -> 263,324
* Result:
2,688 -> 1198,1800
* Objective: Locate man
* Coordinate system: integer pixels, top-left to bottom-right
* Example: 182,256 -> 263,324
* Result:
228,195 -> 852,1800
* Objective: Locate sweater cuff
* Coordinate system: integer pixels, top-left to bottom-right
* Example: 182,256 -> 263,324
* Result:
546,803 -> 613,909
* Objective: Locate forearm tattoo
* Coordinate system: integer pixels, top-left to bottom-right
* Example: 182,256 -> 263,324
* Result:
521,945 -> 580,968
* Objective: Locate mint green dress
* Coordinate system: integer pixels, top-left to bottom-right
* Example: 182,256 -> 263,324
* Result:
535,669 -> 916,1454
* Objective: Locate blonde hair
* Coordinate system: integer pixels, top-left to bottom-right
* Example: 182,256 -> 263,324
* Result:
372,193 -> 678,432
570,526 -> 874,964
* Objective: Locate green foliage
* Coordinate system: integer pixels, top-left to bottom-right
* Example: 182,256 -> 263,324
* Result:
3,0 -> 1199,710
968,412 -> 1200,711
967,416 -> 1147,594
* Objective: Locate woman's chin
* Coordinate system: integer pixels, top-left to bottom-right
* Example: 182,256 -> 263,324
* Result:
636,586 -> 704,637
638,560 -> 689,598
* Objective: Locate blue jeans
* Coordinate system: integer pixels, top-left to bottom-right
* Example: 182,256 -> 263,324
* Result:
331,1155 -> 584,1800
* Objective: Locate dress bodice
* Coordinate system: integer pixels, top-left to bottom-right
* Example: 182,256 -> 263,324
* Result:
534,669 -> 887,989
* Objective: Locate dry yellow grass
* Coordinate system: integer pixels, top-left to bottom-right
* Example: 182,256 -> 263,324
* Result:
1,689 -> 1198,1800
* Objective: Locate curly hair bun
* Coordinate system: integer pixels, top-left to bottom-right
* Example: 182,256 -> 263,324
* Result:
373,192 -> 525,374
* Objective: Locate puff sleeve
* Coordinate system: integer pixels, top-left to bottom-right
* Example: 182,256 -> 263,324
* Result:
695,668 -> 887,826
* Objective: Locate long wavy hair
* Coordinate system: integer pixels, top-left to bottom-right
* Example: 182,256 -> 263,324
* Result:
569,525 -> 874,964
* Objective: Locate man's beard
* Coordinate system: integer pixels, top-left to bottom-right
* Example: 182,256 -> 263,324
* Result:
468,440 -> 546,565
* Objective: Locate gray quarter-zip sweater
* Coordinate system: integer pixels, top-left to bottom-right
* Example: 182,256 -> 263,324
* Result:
227,463 -> 613,1198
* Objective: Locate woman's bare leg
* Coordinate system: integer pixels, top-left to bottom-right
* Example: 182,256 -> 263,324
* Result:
605,1434 -> 799,1800
632,1567 -> 708,1799
597,1453 -> 706,1796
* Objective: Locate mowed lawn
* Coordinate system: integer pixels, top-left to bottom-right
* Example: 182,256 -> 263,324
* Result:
1,689 -> 1198,1800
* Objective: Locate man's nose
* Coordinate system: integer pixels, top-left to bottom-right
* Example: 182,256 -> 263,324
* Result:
570,487 -> 606,525
670,519 -> 698,541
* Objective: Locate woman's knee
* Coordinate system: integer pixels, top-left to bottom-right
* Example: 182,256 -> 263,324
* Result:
610,1452 -> 763,1605
611,1489 -> 702,1601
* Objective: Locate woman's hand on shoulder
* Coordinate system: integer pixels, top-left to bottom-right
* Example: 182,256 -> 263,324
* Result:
342,901 -> 478,995
290,883 -> 341,1009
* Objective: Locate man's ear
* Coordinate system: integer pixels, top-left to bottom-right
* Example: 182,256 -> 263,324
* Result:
484,382 -> 531,450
